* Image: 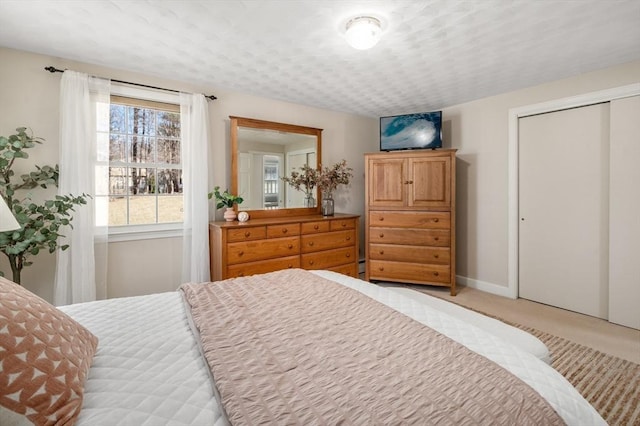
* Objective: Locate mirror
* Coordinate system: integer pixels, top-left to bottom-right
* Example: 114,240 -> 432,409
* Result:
231,116 -> 322,218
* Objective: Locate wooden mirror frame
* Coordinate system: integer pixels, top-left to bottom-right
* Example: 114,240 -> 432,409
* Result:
230,116 -> 323,219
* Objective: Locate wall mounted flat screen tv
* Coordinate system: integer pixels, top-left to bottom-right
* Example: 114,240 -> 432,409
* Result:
380,111 -> 442,151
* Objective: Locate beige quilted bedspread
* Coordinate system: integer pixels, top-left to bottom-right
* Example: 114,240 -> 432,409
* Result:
180,269 -> 564,425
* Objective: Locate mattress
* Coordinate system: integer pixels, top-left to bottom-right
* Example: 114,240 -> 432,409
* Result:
59,270 -> 604,425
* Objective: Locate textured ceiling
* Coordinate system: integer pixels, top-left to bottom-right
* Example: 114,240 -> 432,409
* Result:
1,0 -> 639,117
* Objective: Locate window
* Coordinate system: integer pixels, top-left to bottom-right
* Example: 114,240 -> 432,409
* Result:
107,96 -> 182,227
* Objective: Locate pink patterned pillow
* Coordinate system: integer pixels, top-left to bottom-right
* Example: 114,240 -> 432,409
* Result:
0,277 -> 98,425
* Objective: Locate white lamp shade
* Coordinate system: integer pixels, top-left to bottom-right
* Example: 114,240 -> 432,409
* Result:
0,197 -> 20,232
345,16 -> 383,50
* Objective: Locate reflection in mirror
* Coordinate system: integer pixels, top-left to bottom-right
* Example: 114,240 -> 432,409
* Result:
231,117 -> 322,219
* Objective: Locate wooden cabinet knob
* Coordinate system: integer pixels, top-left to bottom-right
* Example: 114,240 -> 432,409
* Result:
379,250 -> 384,255
379,233 -> 384,238
244,231 -> 251,237
314,224 -> 319,230
287,244 -> 293,249
433,272 -> 439,277
346,253 -> 351,258
238,251 -> 244,256
341,222 -> 347,227
238,272 -> 244,277
378,266 -> 384,271
309,260 -> 314,265
433,218 -> 439,223
434,237 -> 439,241
434,254 -> 439,259
309,241 -> 314,246
409,180 -> 413,184
379,217 -> 384,221
282,228 -> 288,234
346,236 -> 351,241
287,264 -> 293,268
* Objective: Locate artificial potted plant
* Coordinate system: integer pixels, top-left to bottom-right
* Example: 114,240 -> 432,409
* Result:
0,127 -> 88,284
210,186 -> 244,221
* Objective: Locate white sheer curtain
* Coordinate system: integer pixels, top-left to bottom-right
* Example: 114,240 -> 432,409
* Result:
180,93 -> 211,283
54,71 -> 110,305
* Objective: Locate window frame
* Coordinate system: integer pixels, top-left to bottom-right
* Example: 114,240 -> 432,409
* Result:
104,84 -> 184,241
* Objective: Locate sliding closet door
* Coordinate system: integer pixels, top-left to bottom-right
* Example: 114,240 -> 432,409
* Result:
609,95 -> 640,329
519,103 -> 609,319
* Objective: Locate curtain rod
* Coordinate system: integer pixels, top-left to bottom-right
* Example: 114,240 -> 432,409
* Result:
44,66 -> 217,101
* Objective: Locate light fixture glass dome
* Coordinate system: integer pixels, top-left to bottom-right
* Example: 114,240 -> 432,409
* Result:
345,16 -> 382,50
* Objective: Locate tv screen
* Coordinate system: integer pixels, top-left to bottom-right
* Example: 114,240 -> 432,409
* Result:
380,111 -> 442,151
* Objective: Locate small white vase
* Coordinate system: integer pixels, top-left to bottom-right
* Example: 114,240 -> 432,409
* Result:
223,207 -> 237,222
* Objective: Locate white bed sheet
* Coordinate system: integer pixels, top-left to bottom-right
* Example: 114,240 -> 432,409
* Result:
60,271 -> 604,425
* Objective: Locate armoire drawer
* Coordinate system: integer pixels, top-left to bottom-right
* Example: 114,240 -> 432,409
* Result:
301,230 -> 355,253
301,246 -> 356,270
227,236 -> 299,264
226,255 -> 300,278
369,211 -> 450,229
369,260 -> 450,284
369,228 -> 450,247
369,244 -> 450,265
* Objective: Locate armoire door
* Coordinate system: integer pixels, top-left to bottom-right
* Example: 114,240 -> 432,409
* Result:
409,156 -> 451,208
367,158 -> 406,208
519,103 -> 609,319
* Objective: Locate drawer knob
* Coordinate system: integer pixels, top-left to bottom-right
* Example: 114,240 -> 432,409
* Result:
238,251 -> 244,256
244,231 -> 251,237
433,272 -> 439,277
238,272 -> 244,277
433,218 -> 439,223
434,237 -> 439,241
379,250 -> 384,255
288,264 -> 293,268
309,260 -> 314,265
378,266 -> 384,271
379,233 -> 384,238
314,225 -> 319,230
346,253 -> 351,258
341,222 -> 347,227
379,217 -> 384,221
434,254 -> 439,259
282,228 -> 288,234
288,244 -> 293,249
346,236 -> 351,241
309,241 -> 314,246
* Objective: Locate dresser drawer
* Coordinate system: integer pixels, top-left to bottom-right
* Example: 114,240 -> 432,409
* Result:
369,260 -> 450,284
227,226 -> 267,242
369,228 -> 450,247
369,244 -> 450,265
301,246 -> 356,270
226,255 -> 300,278
227,236 -> 299,264
301,221 -> 331,234
301,230 -> 355,253
369,211 -> 450,229
327,263 -> 358,278
267,223 -> 300,238
330,218 -> 356,231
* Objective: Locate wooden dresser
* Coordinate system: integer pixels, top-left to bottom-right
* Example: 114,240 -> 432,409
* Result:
365,149 -> 457,295
209,213 -> 359,281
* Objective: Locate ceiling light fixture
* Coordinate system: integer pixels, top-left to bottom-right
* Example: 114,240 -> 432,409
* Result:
345,16 -> 383,50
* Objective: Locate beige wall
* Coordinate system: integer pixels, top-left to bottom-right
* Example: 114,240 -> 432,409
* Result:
0,47 -> 377,301
1,45 -> 638,301
444,59 -> 640,293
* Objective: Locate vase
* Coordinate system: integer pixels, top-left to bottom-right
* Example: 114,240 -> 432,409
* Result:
304,193 -> 315,208
321,194 -> 334,216
223,207 -> 237,222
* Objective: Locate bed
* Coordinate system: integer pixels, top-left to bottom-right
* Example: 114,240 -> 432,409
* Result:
0,270 -> 604,425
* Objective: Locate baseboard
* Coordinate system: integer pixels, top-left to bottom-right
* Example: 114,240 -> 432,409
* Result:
456,275 -> 516,299
358,258 -> 366,274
